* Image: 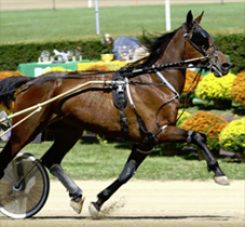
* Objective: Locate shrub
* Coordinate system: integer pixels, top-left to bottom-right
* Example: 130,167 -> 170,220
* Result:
0,39 -> 107,71
219,118 -> 245,153
214,33 -> 245,73
195,72 -> 236,101
181,111 -> 228,151
0,34 -> 244,73
231,72 -> 245,106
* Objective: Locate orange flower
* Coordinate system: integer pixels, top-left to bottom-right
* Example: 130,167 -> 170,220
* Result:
183,70 -> 202,94
181,111 -> 228,150
231,72 -> 245,105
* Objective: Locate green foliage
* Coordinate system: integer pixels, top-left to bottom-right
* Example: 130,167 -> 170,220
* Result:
219,118 -> 245,153
214,33 -> 245,73
195,72 -> 236,101
0,39 -> 108,71
0,34 -> 244,73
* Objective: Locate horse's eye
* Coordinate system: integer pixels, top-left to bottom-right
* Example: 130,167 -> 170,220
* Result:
191,29 -> 210,50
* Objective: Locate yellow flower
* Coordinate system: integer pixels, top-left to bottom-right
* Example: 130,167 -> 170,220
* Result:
195,72 -> 236,101
219,118 -> 245,153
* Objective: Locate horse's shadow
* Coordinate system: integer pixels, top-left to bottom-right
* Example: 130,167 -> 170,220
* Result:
33,215 -> 231,221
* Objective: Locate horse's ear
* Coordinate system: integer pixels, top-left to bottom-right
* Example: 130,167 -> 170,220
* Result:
194,11 -> 204,24
186,10 -> 193,29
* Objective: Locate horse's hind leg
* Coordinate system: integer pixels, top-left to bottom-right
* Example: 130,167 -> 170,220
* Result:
0,141 -> 19,179
0,127 -> 40,179
41,123 -> 85,214
89,144 -> 151,217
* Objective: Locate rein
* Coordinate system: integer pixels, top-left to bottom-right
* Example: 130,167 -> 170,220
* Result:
119,55 -> 209,77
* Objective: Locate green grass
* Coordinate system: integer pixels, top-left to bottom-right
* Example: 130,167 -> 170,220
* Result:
0,3 -> 244,44
23,142 -> 245,181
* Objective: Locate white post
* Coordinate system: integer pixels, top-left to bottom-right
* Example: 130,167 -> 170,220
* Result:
88,0 -> 93,8
52,0 -> 56,10
165,0 -> 171,31
94,0 -> 100,35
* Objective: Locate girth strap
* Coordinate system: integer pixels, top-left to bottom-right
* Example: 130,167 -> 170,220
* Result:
112,72 -> 129,135
112,72 -> 167,144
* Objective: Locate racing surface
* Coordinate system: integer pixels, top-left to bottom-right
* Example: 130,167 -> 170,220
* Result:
0,180 -> 244,227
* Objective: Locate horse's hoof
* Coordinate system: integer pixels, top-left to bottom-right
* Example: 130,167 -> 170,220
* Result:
88,202 -> 100,219
70,196 -> 85,214
214,175 -> 230,186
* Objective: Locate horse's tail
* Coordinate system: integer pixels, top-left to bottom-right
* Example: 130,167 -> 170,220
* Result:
0,76 -> 33,109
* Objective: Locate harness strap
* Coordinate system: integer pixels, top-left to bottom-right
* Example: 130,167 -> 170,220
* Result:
154,69 -> 180,99
125,78 -> 158,145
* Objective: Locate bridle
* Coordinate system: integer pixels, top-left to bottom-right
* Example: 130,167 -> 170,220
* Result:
182,23 -> 221,75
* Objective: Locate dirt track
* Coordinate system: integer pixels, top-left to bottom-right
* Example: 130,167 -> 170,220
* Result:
0,180 -> 244,227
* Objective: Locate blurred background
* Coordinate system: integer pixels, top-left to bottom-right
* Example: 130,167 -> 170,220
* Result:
0,0 -> 243,10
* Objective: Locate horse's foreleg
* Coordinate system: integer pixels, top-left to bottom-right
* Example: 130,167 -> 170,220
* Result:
89,144 -> 150,216
188,131 -> 229,185
156,126 -> 229,185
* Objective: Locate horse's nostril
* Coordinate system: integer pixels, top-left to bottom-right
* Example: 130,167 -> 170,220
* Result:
221,63 -> 232,75
221,63 -> 231,70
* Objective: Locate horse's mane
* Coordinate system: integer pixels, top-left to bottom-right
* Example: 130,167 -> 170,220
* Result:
125,28 -> 179,70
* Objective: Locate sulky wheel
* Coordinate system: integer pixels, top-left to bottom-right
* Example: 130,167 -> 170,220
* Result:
0,153 -> 50,219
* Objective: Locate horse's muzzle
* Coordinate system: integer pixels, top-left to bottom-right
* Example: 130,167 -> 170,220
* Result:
210,50 -> 232,77
211,62 -> 232,77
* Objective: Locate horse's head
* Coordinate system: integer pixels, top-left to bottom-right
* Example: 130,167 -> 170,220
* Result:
183,10 -> 231,77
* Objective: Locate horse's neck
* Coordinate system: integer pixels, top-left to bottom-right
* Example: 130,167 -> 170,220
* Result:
153,29 -> 186,94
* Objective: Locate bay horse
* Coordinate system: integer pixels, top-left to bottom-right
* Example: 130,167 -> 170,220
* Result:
0,11 -> 231,216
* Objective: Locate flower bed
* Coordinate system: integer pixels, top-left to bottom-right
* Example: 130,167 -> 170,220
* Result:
231,72 -> 245,107
219,118 -> 245,154
195,72 -> 236,101
181,111 -> 228,151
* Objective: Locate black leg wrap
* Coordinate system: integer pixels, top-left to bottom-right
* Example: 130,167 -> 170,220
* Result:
49,164 -> 82,199
188,131 -> 226,177
208,162 -> 225,176
188,131 -> 207,145
118,159 -> 137,183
